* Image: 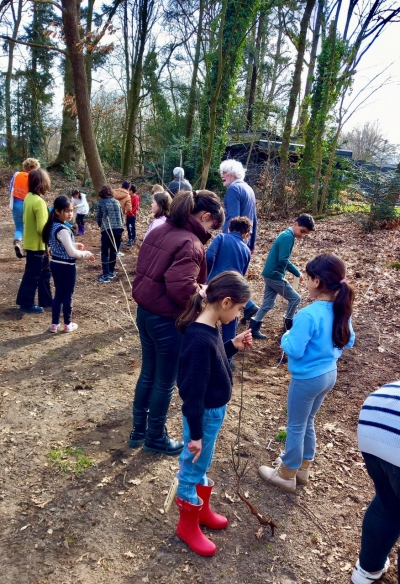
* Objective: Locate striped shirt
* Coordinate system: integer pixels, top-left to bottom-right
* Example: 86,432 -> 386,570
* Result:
358,381 -> 400,467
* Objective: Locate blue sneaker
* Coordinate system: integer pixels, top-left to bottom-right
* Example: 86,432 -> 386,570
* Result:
97,274 -> 111,283
125,240 -> 133,247
109,272 -> 116,279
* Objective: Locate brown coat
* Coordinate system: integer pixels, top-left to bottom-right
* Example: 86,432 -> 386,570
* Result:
113,187 -> 132,214
132,216 -> 211,318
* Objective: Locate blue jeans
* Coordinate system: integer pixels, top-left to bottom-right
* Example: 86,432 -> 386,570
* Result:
50,262 -> 76,325
100,228 -> 123,276
255,277 -> 300,321
133,306 -> 183,436
12,197 -> 24,240
126,216 -> 136,242
177,406 -> 227,504
281,370 -> 337,469
358,452 -> 400,573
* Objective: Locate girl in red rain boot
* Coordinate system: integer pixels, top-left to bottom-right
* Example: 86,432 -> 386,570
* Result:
174,271 -> 253,556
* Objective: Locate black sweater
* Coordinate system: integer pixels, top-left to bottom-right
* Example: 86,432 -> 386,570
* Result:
177,322 -> 238,440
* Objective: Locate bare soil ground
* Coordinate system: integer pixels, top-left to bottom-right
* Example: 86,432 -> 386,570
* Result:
0,173 -> 399,584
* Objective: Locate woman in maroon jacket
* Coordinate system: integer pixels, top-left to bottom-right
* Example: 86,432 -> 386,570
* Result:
129,190 -> 224,455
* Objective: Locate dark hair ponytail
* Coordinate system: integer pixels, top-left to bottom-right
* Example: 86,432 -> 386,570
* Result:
169,190 -> 224,229
42,195 -> 71,244
306,253 -> 354,349
177,271 -> 250,333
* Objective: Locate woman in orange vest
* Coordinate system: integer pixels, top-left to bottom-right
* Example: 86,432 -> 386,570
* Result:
9,158 -> 40,258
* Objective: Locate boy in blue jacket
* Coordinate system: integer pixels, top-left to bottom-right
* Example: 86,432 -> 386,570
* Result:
250,214 -> 315,340
206,216 -> 253,369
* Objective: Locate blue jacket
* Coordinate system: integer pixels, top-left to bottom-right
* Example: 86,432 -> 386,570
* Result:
222,180 -> 257,251
206,231 -> 251,283
281,300 -> 355,379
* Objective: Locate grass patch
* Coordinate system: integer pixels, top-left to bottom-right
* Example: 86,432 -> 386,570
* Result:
389,262 -> 400,270
276,429 -> 287,442
47,447 -> 95,474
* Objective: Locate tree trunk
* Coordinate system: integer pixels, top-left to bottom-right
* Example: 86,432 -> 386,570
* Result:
52,56 -> 79,167
318,126 -> 341,213
246,12 -> 264,131
5,0 -> 23,165
61,0 -> 106,192
297,0 -> 324,135
275,0 -> 316,213
122,0 -> 152,175
85,0 -> 95,98
185,0 -> 204,140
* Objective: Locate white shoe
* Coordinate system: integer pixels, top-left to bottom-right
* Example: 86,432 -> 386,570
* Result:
117,251 -> 124,257
351,558 -> 390,584
64,323 -> 78,333
49,324 -> 60,333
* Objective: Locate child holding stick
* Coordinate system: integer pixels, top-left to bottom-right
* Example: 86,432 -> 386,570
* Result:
259,253 -> 355,492
96,185 -> 124,282
43,196 -> 94,332
175,271 -> 252,557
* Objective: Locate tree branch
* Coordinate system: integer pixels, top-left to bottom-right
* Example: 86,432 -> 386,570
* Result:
31,0 -> 65,13
0,34 -> 67,55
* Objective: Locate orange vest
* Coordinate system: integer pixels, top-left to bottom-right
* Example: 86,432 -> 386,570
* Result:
13,172 -> 29,200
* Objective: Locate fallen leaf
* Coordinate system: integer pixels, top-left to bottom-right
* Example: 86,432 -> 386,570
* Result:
279,533 -> 287,541
123,551 -> 135,558
128,479 -> 141,485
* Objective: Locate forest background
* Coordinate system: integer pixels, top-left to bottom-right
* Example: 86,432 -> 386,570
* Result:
0,0 -> 400,220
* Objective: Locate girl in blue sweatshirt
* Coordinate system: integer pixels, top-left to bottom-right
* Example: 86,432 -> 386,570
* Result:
259,253 -> 355,492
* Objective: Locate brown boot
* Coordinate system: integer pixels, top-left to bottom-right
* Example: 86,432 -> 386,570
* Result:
296,459 -> 312,485
258,461 -> 297,493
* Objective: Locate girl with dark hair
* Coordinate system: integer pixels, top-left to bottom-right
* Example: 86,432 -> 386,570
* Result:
144,190 -> 171,240
174,271 -> 252,556
259,253 -> 355,493
16,168 -> 52,314
71,189 -> 89,236
96,185 -> 124,282
43,196 -> 94,332
129,190 -> 224,456
125,184 -> 140,247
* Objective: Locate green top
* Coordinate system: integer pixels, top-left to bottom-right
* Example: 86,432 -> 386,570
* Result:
261,228 -> 301,280
23,193 -> 48,251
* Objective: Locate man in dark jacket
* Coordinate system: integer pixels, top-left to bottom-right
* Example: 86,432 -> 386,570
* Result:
220,159 -> 258,323
167,167 -> 192,197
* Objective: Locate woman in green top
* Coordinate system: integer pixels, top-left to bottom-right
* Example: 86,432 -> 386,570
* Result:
16,169 -> 53,314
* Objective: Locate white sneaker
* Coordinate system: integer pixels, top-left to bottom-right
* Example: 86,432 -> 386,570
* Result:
49,324 -> 60,333
117,252 -> 124,257
351,558 -> 390,584
64,323 -> 78,333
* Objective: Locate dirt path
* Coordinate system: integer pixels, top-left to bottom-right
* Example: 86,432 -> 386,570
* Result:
0,188 -> 399,584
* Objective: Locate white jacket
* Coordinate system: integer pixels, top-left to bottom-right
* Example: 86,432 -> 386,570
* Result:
72,192 -> 89,215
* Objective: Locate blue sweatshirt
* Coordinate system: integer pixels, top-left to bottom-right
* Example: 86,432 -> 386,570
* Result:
281,300 -> 355,379
262,228 -> 300,281
222,180 -> 257,251
206,231 -> 251,282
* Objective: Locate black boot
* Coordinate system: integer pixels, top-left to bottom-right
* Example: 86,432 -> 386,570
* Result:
144,417 -> 184,456
250,317 -> 267,340
128,408 -> 148,448
283,318 -> 293,332
240,303 -> 259,325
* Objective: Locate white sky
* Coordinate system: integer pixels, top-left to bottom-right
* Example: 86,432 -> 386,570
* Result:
341,21 -> 400,144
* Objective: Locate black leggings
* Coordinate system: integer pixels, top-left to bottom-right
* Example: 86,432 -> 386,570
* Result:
50,261 -> 76,325
76,213 -> 86,227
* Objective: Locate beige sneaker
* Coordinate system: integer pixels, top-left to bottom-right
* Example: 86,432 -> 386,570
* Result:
296,459 -> 312,485
259,461 -> 297,493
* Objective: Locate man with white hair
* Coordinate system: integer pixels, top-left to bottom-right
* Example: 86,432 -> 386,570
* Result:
167,167 -> 192,198
220,159 -> 259,324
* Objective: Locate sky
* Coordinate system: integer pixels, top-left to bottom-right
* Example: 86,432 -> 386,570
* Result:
340,22 -> 400,144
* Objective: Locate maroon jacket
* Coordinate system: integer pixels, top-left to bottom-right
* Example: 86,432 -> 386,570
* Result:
132,216 -> 211,318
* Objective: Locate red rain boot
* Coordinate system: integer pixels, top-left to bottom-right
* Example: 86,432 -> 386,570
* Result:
175,496 -> 217,557
196,479 -> 228,530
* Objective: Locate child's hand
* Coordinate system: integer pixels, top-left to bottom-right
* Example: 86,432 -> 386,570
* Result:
232,329 -> 252,349
88,253 -> 95,262
188,439 -> 202,463
76,242 -> 84,250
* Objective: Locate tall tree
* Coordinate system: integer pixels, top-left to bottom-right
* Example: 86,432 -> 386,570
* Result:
275,0 -> 316,212
4,0 -> 22,164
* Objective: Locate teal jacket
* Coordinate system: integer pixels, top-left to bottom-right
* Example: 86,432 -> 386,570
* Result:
261,228 -> 301,280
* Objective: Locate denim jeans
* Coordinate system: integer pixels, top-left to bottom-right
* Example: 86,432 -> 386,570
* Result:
255,277 -> 301,321
101,228 -> 122,275
177,406 -> 227,504
358,452 -> 400,573
16,250 -> 52,308
126,216 -> 136,242
281,370 -> 337,470
133,306 -> 183,435
12,197 -> 24,240
50,262 -> 76,325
